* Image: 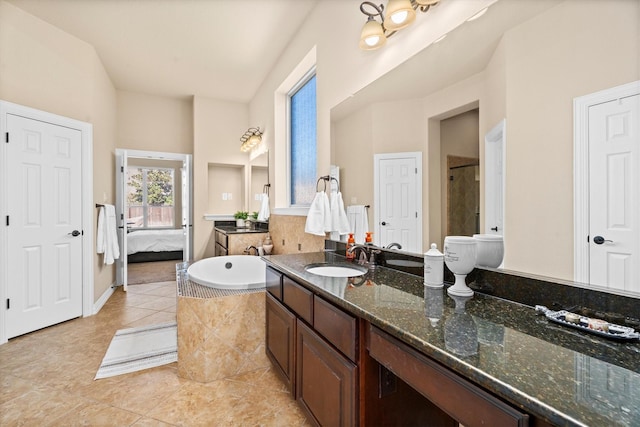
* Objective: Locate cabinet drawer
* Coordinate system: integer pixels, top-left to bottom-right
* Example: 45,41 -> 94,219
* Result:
265,266 -> 282,300
314,296 -> 358,362
368,325 -> 528,427
282,276 -> 313,324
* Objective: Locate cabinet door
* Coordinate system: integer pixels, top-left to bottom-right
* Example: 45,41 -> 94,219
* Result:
297,320 -> 357,427
266,293 -> 296,393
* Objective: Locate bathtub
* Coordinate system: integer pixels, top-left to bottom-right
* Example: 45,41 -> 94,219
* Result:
187,255 -> 266,290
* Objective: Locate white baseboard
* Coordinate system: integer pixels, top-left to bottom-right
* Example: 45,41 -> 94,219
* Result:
92,282 -> 117,315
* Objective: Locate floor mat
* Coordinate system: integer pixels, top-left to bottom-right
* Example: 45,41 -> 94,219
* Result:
127,260 -> 177,285
95,322 -> 177,380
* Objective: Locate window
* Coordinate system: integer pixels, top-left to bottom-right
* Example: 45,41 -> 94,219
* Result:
127,167 -> 175,228
289,73 -> 317,206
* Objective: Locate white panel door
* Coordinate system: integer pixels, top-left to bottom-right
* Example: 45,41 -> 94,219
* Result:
588,94 -> 639,291
376,155 -> 419,252
484,119 -> 505,236
6,114 -> 83,338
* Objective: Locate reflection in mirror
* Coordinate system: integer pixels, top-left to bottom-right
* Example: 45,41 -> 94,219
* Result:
249,150 -> 269,218
331,0 -> 639,292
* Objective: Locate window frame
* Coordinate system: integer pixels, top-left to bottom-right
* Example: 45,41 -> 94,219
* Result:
127,166 -> 176,229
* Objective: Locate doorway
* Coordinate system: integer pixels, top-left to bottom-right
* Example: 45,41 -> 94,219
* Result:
447,156 -> 479,236
574,80 -> 640,292
115,149 -> 192,290
374,152 -> 422,253
0,101 -> 94,343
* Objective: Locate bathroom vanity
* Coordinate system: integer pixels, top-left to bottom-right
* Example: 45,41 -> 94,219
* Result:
213,220 -> 268,256
263,251 -> 640,427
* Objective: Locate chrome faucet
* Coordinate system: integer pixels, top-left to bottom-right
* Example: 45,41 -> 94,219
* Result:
244,245 -> 259,256
385,242 -> 402,250
347,243 -> 381,269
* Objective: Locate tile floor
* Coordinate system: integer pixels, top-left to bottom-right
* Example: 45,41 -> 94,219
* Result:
0,280 -> 311,426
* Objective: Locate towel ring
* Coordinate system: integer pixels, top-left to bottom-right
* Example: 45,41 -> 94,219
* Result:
316,177 -> 327,192
316,175 -> 340,192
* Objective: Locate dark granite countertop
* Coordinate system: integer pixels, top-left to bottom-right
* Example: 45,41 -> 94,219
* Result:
263,251 -> 640,427
215,226 -> 268,234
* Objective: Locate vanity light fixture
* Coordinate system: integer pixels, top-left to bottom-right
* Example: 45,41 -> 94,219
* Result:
359,0 -> 440,50
240,127 -> 262,153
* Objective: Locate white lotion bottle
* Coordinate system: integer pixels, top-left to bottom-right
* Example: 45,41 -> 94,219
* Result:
424,243 -> 444,288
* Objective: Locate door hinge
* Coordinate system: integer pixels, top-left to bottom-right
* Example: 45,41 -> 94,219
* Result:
5,216 -> 8,226
6,299 -> 9,310
415,167 -> 418,174
121,166 -> 124,173
121,213 -> 124,220
5,132 -> 8,143
415,212 -> 418,218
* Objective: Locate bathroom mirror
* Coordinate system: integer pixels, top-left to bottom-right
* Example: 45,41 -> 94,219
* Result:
330,0 -> 639,289
249,150 -> 269,217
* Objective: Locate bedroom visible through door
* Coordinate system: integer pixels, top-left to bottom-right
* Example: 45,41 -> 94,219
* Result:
115,149 -> 192,289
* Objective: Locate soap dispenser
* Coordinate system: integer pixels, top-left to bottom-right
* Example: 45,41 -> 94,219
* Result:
424,243 -> 444,288
346,233 -> 355,260
365,232 -> 373,244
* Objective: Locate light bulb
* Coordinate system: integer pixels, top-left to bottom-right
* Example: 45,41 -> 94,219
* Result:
391,10 -> 408,24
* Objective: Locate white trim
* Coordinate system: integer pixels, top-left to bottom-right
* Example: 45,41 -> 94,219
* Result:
115,149 -> 192,289
274,46 -> 317,209
373,152 -> 423,251
0,100 -> 93,345
272,207 -> 310,217
573,80 -> 640,284
93,283 -> 116,314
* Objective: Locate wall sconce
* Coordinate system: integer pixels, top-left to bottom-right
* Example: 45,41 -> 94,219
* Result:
359,0 -> 440,50
240,127 -> 262,153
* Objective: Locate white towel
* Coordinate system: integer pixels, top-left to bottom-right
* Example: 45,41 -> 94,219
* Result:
328,191 -> 350,235
305,192 -> 329,236
337,192 -> 351,235
347,205 -> 369,244
97,204 -> 120,265
257,193 -> 270,221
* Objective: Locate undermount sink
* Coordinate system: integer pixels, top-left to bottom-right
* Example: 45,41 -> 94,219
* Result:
305,263 -> 367,278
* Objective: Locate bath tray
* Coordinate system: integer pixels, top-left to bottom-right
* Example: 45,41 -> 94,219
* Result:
535,305 -> 640,341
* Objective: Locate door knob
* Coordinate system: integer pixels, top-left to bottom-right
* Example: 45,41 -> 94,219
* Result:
381,221 -> 388,226
593,235 -> 613,245
68,230 -> 81,237
491,226 -> 499,232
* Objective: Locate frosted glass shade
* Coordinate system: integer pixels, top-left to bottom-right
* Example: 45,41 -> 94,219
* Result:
359,19 -> 386,50
384,0 -> 416,31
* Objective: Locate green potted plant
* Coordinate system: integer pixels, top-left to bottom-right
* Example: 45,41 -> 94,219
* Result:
234,210 -> 248,227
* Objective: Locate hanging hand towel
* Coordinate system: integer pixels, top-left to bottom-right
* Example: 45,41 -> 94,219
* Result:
97,204 -> 120,265
322,190 -> 332,233
257,193 -> 270,221
347,205 -> 369,244
337,192 -> 351,235
305,192 -> 328,236
329,191 -> 340,232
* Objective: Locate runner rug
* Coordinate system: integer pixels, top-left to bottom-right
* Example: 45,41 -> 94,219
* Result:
95,322 -> 177,380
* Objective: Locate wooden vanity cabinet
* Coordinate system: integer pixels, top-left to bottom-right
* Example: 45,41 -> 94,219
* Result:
264,269 -> 359,426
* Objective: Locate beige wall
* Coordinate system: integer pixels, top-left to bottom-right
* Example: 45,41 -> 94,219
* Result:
330,0 -> 639,282
193,96 -> 250,259
249,0 -> 493,210
0,0 -> 118,302
503,0 -> 639,280
116,91 -> 193,154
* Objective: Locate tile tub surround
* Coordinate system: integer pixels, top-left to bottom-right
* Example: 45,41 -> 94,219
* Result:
264,251 -> 640,427
177,278 -> 270,383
